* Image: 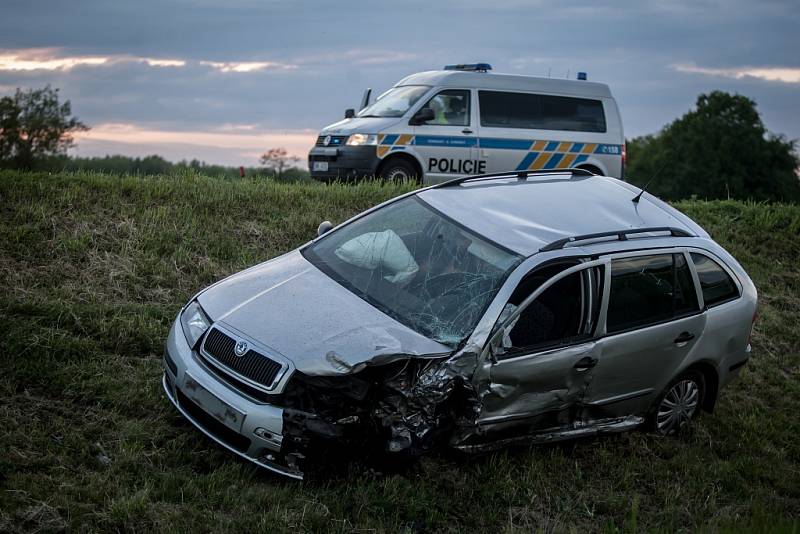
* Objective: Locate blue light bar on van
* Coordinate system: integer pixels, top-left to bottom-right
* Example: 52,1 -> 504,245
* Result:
577,72 -> 587,80
444,63 -> 492,72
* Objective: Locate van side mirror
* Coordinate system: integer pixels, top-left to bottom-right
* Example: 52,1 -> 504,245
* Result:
344,108 -> 355,119
409,107 -> 434,125
317,221 -> 334,237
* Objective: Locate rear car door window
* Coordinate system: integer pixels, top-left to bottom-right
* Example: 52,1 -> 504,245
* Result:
690,253 -> 740,307
607,253 -> 699,334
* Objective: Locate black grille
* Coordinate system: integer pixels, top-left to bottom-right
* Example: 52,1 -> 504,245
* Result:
315,135 -> 347,146
197,352 -> 278,404
177,389 -> 251,453
202,328 -> 283,389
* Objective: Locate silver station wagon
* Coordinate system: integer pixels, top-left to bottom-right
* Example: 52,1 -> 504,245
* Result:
162,169 -> 757,479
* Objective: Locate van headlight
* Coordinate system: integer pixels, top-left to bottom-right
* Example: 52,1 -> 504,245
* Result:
346,134 -> 378,146
180,301 -> 211,349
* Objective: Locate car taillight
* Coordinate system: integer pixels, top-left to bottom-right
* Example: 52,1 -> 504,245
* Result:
621,142 -> 626,168
747,309 -> 758,346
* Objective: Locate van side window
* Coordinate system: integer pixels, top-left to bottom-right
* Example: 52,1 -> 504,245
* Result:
421,89 -> 470,126
479,91 -> 606,133
690,253 -> 739,307
607,254 -> 699,334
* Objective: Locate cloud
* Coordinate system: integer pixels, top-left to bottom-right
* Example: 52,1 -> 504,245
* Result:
0,48 -> 297,73
0,48 -> 189,71
674,64 -> 800,84
0,49 -> 109,71
72,122 -> 316,166
143,58 -> 186,67
199,60 -> 298,73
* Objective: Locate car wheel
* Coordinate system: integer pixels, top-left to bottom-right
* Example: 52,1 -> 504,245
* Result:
650,370 -> 705,435
379,159 -> 419,183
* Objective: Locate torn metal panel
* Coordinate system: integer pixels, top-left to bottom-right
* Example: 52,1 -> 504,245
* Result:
373,357 -> 480,454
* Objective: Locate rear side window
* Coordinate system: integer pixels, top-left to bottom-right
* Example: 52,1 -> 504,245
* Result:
690,253 -> 739,307
479,91 -> 606,132
606,254 -> 699,334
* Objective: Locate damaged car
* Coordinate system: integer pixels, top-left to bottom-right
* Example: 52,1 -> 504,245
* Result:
162,168 -> 758,479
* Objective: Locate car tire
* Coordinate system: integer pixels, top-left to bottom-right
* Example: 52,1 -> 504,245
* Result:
379,159 -> 419,184
648,370 -> 705,435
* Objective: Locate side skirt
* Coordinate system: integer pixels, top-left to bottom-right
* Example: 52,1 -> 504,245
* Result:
454,415 -> 644,453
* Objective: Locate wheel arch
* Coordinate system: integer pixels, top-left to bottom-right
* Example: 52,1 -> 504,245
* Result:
377,152 -> 424,180
575,162 -> 604,176
684,360 -> 720,413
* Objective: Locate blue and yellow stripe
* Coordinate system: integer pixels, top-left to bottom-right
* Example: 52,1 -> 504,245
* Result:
376,134 -> 621,170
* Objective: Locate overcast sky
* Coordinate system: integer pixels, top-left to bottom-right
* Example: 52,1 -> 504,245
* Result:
1,0 -> 798,167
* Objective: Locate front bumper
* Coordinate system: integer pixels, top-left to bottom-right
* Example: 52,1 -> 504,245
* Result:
308,145 -> 381,182
162,317 -> 303,479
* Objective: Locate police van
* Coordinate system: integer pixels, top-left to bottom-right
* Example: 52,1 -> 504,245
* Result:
308,63 -> 625,184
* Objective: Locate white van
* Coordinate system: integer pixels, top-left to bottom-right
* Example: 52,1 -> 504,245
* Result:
309,63 -> 625,184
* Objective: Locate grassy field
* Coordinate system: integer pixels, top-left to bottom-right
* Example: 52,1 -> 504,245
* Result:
0,170 -> 798,533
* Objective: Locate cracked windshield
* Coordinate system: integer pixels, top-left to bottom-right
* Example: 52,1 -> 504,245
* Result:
303,196 -> 522,346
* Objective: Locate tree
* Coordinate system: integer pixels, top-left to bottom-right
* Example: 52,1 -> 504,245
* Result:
626,91 -> 800,202
259,147 -> 300,179
0,86 -> 88,170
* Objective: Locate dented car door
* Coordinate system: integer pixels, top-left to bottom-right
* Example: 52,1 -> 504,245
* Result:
473,261 -> 604,439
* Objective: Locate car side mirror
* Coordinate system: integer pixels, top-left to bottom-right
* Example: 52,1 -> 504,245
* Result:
344,108 -> 355,119
317,220 -> 334,237
409,107 -> 434,125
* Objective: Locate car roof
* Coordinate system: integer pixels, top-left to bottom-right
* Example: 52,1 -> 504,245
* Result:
416,173 -> 707,257
395,70 -> 612,99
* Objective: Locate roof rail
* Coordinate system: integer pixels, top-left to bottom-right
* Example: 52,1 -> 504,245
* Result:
432,167 -> 595,189
539,226 -> 694,252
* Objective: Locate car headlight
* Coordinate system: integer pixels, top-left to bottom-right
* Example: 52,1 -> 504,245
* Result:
346,134 -> 378,146
180,301 -> 211,349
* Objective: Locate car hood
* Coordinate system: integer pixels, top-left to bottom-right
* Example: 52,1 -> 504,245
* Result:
320,117 -> 401,136
196,250 -> 451,376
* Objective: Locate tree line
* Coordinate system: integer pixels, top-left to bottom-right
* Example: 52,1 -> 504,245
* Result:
0,86 -> 309,180
59,154 -> 309,180
1,85 -> 798,200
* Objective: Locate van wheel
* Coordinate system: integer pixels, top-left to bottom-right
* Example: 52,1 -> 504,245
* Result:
649,370 -> 705,435
379,159 -> 419,184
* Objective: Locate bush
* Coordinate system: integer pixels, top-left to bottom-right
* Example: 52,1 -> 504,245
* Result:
626,91 -> 800,202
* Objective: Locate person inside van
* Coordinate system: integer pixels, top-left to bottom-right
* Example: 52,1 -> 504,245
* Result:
429,97 -> 449,125
427,92 -> 468,126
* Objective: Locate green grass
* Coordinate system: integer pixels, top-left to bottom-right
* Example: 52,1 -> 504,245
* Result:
1,170 -> 798,532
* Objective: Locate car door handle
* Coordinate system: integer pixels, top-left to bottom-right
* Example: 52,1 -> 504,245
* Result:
462,128 -> 473,134
573,356 -> 598,371
674,331 -> 695,344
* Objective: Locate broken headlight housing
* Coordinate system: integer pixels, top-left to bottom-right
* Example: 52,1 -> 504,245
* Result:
180,301 -> 211,349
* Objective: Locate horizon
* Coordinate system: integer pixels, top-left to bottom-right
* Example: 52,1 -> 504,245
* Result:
1,0 -> 798,168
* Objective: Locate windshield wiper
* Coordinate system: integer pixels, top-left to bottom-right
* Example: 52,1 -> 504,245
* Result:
358,114 -> 382,118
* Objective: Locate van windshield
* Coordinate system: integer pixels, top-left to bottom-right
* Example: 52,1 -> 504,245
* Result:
357,86 -> 431,118
302,196 -> 522,347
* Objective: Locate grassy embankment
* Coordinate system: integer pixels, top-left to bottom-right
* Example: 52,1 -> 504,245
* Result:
0,171 -> 798,532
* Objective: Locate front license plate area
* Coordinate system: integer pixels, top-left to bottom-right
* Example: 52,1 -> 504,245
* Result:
313,161 -> 329,172
183,374 -> 245,432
